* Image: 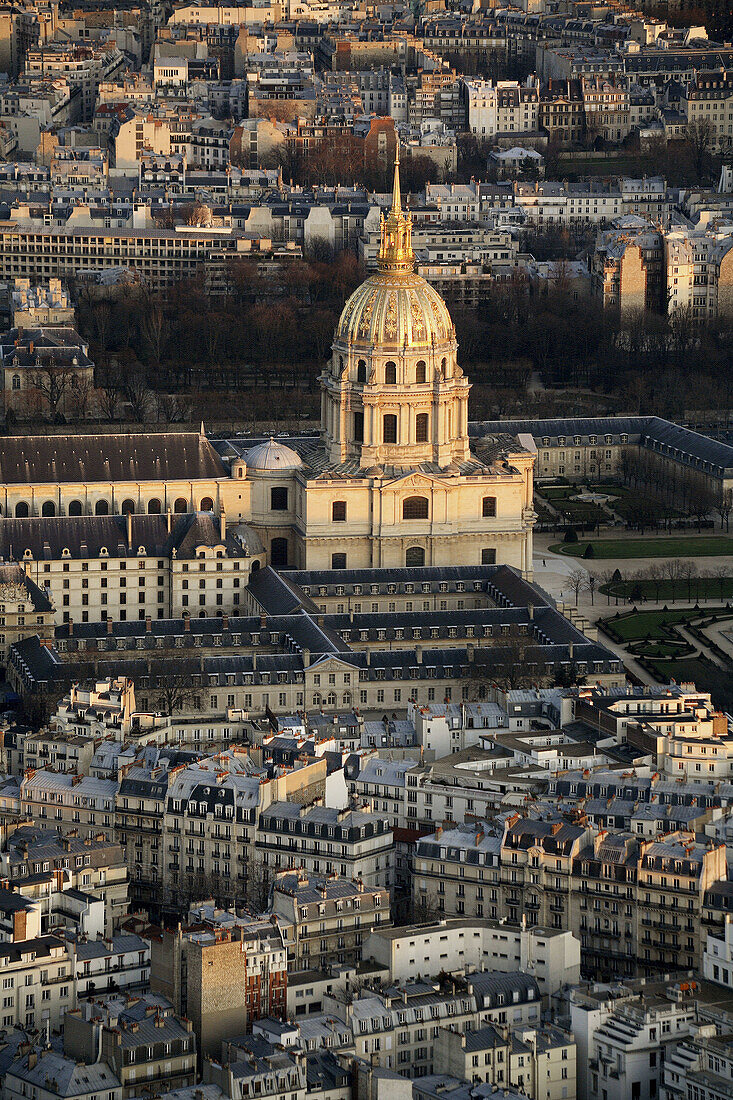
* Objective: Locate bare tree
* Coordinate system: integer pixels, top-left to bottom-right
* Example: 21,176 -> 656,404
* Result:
685,117 -> 716,181
148,670 -> 201,716
26,365 -> 75,419
715,488 -> 733,532
567,568 -> 587,607
583,572 -> 597,606
469,637 -> 546,694
711,564 -> 730,602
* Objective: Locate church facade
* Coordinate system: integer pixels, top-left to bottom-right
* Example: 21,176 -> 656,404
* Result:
231,151 -> 536,575
0,154 -> 535,580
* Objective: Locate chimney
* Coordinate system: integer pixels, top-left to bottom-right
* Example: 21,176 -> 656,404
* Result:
220,509 -> 226,541
222,614 -> 229,631
106,616 -> 113,635
126,508 -> 132,546
184,614 -> 190,632
167,508 -> 173,534
68,617 -> 73,636
415,645 -> 422,664
145,615 -> 152,633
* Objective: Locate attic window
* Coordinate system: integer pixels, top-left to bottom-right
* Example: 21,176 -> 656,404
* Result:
62,548 -> 71,558
23,548 -> 32,559
100,547 -> 108,557
138,546 -> 146,555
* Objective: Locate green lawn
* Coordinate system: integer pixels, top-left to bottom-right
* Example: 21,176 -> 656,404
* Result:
601,578 -> 733,602
550,537 -> 733,559
601,609 -> 701,642
648,656 -> 721,684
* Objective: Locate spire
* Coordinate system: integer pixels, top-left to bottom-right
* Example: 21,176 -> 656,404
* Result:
391,141 -> 402,215
377,139 -> 413,275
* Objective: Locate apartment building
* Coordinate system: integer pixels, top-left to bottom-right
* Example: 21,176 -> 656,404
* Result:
271,870 -> 390,970
413,817 -> 589,930
435,1023 -> 576,1100
24,43 -> 125,121
64,993 -> 197,1097
71,933 -> 150,1000
415,818 -> 727,980
257,800 -> 394,888
2,826 -> 128,926
570,978 -> 704,1100
162,748 -> 328,909
581,77 -> 630,142
591,215 -> 665,315
0,562 -> 53,662
622,690 -> 733,780
363,919 -> 581,1001
662,1020 -> 733,1100
686,70 -> 733,152
539,80 -> 584,146
0,934 -> 74,1031
665,223 -> 733,322
150,910 -> 287,1059
204,1035 -> 307,1100
325,971 -> 542,1078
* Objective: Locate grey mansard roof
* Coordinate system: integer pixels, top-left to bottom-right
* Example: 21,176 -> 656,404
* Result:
470,416 -> 733,477
0,431 -> 224,485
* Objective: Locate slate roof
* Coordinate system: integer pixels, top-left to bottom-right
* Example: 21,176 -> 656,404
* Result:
0,431 -> 224,484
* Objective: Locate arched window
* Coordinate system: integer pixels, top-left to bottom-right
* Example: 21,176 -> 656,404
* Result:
270,487 -> 288,511
406,546 -> 425,567
313,693 -> 322,707
11,374 -> 20,391
343,692 -> 352,706
332,552 -> 346,569
415,361 -> 426,384
95,500 -> 109,516
200,496 -> 214,512
68,500 -> 83,517
270,537 -> 289,569
482,496 -> 497,518
383,414 -> 397,444
147,499 -> 161,515
403,496 -> 429,520
354,411 -> 364,443
15,502 -> 29,518
327,691 -> 337,706
416,413 -> 429,443
332,501 -> 347,522
384,361 -> 396,384
174,498 -> 187,513
121,499 -> 135,515
41,501 -> 56,517
251,560 -> 260,572
441,357 -> 447,372
356,360 -> 367,384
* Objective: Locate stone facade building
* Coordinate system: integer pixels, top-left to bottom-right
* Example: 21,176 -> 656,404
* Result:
271,869 -> 390,970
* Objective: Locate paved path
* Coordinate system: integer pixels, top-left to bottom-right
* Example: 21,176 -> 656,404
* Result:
532,539 -> 733,683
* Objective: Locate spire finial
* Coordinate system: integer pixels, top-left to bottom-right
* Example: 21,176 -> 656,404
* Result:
378,139 -> 413,274
391,141 -> 401,215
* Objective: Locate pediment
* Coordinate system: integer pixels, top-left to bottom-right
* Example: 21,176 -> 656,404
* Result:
383,470 -> 449,489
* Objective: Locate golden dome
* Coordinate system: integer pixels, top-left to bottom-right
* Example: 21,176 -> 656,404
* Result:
335,271 -> 453,348
334,145 -> 454,349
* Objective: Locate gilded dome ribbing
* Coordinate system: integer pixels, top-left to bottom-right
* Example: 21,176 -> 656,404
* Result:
334,145 -> 454,350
